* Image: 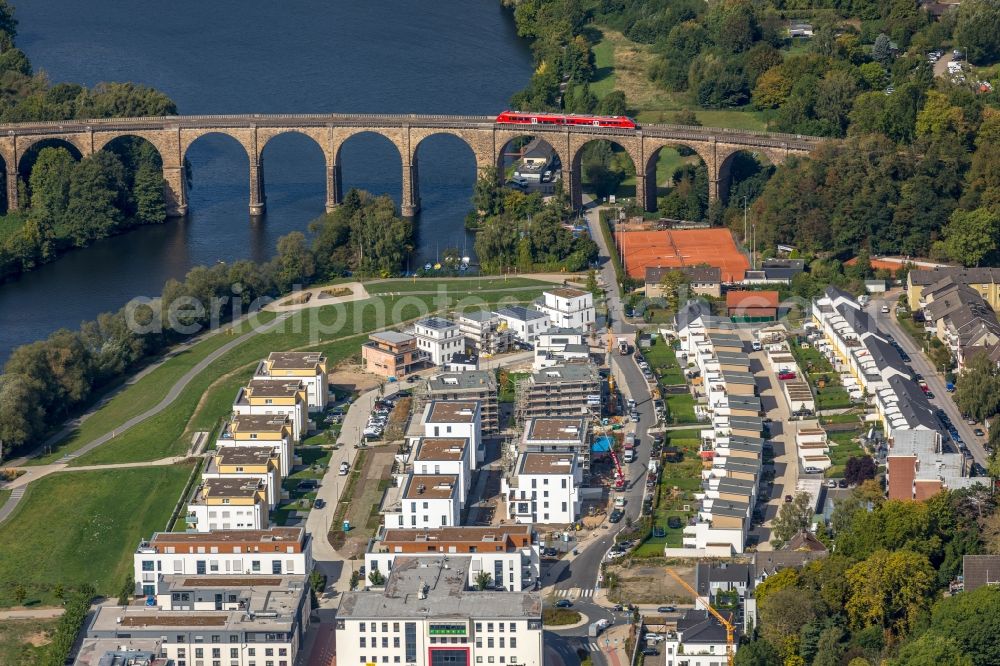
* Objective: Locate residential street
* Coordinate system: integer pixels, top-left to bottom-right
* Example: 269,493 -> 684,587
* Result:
872,293 -> 988,466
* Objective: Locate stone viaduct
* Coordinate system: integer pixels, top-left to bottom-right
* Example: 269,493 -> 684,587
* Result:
0,114 -> 825,217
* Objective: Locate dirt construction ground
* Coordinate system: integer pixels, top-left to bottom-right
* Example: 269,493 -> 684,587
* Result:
606,562 -> 696,605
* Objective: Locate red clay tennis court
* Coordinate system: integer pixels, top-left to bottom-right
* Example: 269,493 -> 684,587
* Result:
616,228 -> 750,282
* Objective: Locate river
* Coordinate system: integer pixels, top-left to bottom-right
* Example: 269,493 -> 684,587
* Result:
0,0 -> 532,362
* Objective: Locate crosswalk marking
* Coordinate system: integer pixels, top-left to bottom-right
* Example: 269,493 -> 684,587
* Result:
553,587 -> 595,599
588,642 -> 601,652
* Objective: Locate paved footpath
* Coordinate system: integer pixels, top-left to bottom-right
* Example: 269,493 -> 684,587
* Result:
0,606 -> 66,620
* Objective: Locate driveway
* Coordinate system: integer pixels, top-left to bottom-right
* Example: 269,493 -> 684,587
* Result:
871,293 -> 987,465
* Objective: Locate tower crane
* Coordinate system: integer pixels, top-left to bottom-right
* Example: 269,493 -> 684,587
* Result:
665,568 -> 736,666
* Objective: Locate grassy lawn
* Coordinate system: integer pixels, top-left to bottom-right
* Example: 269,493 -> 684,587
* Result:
639,428 -> 704,554
543,607 -> 582,626
0,616 -> 59,665
0,464 -> 194,607
365,276 -> 550,294
26,323 -> 260,466
665,392 -> 698,424
815,385 -> 853,411
826,430 -> 865,478
70,287 -> 546,467
588,26 -> 770,131
0,212 -> 27,244
644,338 -> 685,386
0,488 -> 9,506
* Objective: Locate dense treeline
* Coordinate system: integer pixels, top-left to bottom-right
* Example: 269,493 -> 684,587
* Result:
310,189 -> 414,278
0,189 -> 399,459
468,167 -> 598,273
737,483 -> 1000,665
0,0 -> 176,281
753,101 -> 1000,264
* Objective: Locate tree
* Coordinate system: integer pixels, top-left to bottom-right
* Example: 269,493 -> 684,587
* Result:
63,152 -> 126,247
734,638 -> 782,665
752,68 -> 792,109
923,586 -> 1000,664
954,353 -> 1000,423
586,269 -> 600,297
845,549 -> 935,636
349,570 -> 360,591
475,570 -> 493,591
12,584 -> 26,606
873,33 -> 893,67
132,161 -> 166,225
658,269 -> 690,312
669,109 -> 701,126
771,492 -> 813,546
944,208 -> 1000,267
890,634 -> 973,666
27,146 -> 75,228
595,90 -> 627,116
844,456 -> 877,486
274,231 -> 315,290
956,0 -> 1000,65
916,91 -> 966,138
117,574 -> 133,606
368,569 -> 385,586
757,586 -> 818,659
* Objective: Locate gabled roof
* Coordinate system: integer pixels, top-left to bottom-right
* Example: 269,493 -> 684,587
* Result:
783,530 -> 828,553
676,609 -> 736,644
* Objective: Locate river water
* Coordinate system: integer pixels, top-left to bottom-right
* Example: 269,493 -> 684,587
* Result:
0,0 -> 532,361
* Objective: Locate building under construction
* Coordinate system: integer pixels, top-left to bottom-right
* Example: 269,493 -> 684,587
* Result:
516,362 -> 602,421
425,370 -> 500,434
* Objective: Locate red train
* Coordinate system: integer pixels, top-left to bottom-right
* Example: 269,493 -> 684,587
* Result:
495,110 -> 637,129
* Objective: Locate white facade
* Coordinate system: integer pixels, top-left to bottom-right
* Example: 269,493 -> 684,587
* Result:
422,400 -> 484,469
502,453 -> 581,525
537,287 -> 595,331
414,317 -> 464,366
496,306 -> 551,344
132,528 -> 312,596
533,328 -> 590,370
336,556 -> 544,666
252,351 -> 329,412
232,382 -> 309,443
365,549 -> 535,593
411,437 -> 472,504
385,474 -> 461,529
186,501 -> 267,532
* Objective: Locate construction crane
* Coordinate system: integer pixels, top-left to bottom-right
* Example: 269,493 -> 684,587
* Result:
665,568 -> 736,666
608,448 -> 626,490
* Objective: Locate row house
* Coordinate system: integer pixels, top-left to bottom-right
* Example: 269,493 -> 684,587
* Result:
906,266 -> 1000,312
886,429 -> 983,500
922,278 -> 1000,369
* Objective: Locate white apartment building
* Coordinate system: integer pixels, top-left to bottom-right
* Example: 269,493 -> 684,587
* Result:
364,524 -> 540,592
520,417 -> 592,475
411,437 -> 471,504
414,317 -> 464,366
661,610 -> 739,666
533,327 -> 590,370
253,350 -> 329,411
80,575 -> 310,666
422,400 -> 483,468
384,474 -> 461,529
132,527 -> 312,596
495,305 -> 551,344
537,287 -> 595,331
217,413 -> 296,476
201,446 -> 283,508
186,478 -> 269,533
336,556 -> 544,666
232,378 -> 309,442
502,452 -> 581,524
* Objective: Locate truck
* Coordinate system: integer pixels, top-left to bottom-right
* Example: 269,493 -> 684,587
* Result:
623,438 -> 636,463
618,337 -> 631,355
588,620 -> 608,637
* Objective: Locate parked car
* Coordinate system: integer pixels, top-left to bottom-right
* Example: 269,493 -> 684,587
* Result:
777,371 -> 797,380
657,606 -> 676,613
826,480 -> 837,488
339,462 -> 350,475
784,494 -> 793,503
555,599 -> 573,608
609,510 -> 624,523
838,479 -> 848,488
642,647 -> 659,656
975,428 -> 986,437
881,305 -> 890,313
314,499 -> 325,509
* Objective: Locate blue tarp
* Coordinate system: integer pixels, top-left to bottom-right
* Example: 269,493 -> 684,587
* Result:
592,435 -> 613,453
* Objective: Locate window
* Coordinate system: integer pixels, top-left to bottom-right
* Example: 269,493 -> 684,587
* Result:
509,623 -> 515,632
510,638 -> 517,648
141,560 -> 155,571
252,561 -> 261,572
360,638 -> 366,648
272,560 -> 282,574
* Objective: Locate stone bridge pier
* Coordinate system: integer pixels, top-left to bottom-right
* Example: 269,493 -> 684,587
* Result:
0,114 -> 819,222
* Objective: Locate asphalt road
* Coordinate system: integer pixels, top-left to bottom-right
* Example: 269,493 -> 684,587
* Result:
871,293 -> 988,466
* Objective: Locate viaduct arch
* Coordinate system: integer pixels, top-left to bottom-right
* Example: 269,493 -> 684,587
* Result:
0,114 -> 824,218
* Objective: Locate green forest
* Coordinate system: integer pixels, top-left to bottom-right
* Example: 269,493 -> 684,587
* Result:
0,0 -> 176,281
501,0 -> 1000,267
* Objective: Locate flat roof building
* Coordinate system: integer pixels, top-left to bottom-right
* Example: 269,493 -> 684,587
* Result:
426,371 -> 499,434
